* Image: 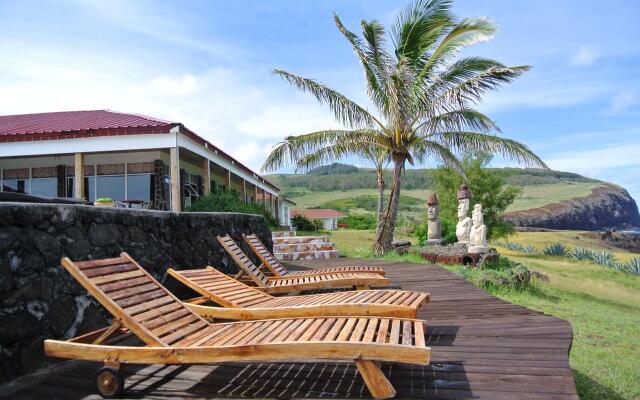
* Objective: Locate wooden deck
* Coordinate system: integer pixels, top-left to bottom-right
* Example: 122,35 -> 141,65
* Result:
5,259 -> 578,399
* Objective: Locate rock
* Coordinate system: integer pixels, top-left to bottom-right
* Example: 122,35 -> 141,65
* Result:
0,203 -> 273,382
88,223 -> 120,246
504,184 -> 640,230
392,240 -> 411,255
531,271 -> 549,282
48,296 -> 77,336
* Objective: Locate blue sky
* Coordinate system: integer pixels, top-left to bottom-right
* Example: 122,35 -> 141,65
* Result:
0,0 -> 639,202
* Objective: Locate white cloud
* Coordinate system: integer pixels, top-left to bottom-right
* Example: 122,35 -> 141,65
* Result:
546,142 -> 640,172
236,104 -> 343,139
607,90 -> 638,114
0,41 -> 349,172
478,76 -> 610,113
149,74 -> 199,96
569,45 -> 601,66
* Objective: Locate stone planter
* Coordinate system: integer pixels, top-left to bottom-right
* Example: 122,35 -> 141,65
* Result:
94,202 -> 114,207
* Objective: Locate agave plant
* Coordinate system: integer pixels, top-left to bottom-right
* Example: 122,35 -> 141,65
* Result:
570,247 -> 594,261
262,0 -> 547,254
542,243 -> 570,257
521,244 -> 537,254
621,258 -> 640,275
590,250 -> 617,268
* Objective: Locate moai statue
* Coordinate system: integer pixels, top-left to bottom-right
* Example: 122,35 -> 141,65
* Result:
426,193 -> 443,245
468,203 -> 489,254
455,184 -> 472,245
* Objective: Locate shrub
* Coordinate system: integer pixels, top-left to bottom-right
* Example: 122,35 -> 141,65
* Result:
415,223 -> 428,246
338,214 -> 377,230
415,217 -> 456,246
621,258 -> 640,275
590,250 -> 617,268
461,256 -> 531,290
570,247 -> 594,261
433,152 -> 520,240
494,241 -> 537,254
188,189 -> 279,227
542,243 -> 570,256
494,242 -> 538,254
291,214 -> 323,231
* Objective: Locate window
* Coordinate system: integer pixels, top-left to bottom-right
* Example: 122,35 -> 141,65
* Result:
2,179 -> 30,194
31,178 -> 57,197
127,174 -> 152,201
96,175 -> 125,201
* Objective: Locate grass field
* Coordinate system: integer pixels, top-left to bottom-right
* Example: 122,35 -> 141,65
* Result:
327,229 -> 640,400
285,182 -> 602,219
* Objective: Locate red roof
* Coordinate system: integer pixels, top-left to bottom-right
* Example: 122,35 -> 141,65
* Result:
0,110 -> 173,136
0,110 -> 279,191
293,209 -> 346,219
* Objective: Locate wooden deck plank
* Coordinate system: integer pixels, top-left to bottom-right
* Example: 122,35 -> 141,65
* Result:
11,258 -> 578,399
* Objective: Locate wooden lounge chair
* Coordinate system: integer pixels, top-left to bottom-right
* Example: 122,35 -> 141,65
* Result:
244,233 -> 386,277
218,235 -> 390,293
168,266 -> 429,320
44,253 -> 430,399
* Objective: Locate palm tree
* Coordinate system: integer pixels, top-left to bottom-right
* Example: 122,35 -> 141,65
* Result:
262,0 -> 547,254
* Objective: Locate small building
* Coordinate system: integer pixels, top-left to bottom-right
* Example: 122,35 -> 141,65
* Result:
0,110 -> 290,224
292,209 -> 345,230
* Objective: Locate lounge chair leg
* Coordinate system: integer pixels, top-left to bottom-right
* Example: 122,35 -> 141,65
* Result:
355,360 -> 396,399
355,285 -> 371,290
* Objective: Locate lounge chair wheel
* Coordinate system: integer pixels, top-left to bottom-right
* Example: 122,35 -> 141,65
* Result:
95,366 -> 124,398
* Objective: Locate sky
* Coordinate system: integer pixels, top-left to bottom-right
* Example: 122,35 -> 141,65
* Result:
0,0 -> 639,202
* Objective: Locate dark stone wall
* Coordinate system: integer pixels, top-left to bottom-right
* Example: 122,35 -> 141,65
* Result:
0,202 -> 272,382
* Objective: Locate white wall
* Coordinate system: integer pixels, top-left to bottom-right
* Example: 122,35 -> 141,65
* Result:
322,217 -> 338,230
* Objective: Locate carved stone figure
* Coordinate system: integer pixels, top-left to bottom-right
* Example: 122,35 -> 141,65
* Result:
468,203 -> 489,254
455,184 -> 472,244
426,193 -> 443,245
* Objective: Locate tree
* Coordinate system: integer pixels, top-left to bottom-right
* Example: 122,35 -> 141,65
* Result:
433,152 -> 521,239
261,0 -> 546,254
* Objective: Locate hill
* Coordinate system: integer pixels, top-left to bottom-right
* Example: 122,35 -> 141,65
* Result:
267,163 -> 640,230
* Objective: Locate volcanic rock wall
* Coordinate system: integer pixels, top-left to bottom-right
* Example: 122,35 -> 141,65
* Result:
0,203 -> 272,382
504,184 -> 640,230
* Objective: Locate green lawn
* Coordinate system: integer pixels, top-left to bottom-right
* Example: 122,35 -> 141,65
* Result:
506,182 -> 600,211
284,182 -> 602,219
327,229 -> 640,400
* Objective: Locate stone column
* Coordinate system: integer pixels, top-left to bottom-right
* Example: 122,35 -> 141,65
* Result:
152,160 -> 167,210
74,153 -> 84,200
225,170 -> 231,192
262,189 -> 267,209
203,159 -> 211,196
169,147 -> 181,211
242,179 -> 247,203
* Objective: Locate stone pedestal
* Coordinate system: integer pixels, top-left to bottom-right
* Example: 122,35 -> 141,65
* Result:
468,245 -> 490,254
426,238 -> 443,245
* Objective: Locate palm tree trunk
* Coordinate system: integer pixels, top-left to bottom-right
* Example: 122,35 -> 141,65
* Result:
375,171 -> 385,236
373,155 -> 404,254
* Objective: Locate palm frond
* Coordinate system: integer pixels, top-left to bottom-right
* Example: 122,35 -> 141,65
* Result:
360,19 -> 393,114
272,69 -> 383,129
411,139 -> 465,175
432,131 -> 548,168
436,65 -> 530,107
416,108 -> 500,134
334,14 -> 389,111
261,129 -> 384,172
418,17 -> 497,80
295,139 -> 386,172
392,0 -> 454,65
